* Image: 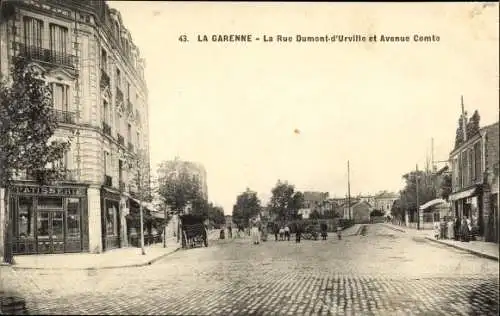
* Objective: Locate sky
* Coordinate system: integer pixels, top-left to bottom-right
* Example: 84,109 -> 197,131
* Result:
108,1 -> 499,215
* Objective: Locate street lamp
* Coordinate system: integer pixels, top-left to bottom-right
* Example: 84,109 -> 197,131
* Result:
129,155 -> 145,255
416,164 -> 421,230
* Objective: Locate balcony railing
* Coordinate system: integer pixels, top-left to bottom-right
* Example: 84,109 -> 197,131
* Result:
128,142 -> 134,153
100,68 -> 110,90
117,134 -> 125,146
119,181 -> 126,192
102,122 -> 111,136
104,175 -> 112,187
116,88 -> 124,105
54,110 -> 76,124
16,43 -> 77,69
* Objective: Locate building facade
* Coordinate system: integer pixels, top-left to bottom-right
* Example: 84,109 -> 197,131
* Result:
449,111 -> 499,243
0,0 -> 156,256
158,159 -> 209,201
373,192 -> 399,217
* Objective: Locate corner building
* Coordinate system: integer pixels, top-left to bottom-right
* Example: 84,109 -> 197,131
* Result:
0,0 -> 156,255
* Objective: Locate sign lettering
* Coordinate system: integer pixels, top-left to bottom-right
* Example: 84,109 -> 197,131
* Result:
12,185 -> 85,196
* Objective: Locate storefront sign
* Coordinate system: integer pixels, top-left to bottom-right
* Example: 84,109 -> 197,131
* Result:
11,185 -> 86,196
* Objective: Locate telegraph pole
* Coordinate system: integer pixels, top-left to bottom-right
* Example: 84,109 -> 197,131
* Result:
347,160 -> 351,220
416,164 -> 420,230
137,160 -> 145,255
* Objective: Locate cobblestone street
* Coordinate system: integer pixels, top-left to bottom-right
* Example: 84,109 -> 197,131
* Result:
2,224 -> 499,315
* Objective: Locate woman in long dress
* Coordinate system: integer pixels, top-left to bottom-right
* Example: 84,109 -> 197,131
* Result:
251,220 -> 260,245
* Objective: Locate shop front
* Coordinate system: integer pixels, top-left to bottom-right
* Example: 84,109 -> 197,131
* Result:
9,183 -> 89,255
450,186 -> 484,237
101,188 -> 121,251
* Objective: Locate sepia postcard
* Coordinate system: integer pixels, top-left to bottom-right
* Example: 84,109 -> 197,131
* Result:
0,1 -> 498,315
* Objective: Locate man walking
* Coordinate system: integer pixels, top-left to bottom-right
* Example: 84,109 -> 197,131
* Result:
284,225 -> 290,241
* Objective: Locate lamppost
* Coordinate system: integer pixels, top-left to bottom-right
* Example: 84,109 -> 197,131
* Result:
129,154 -> 145,255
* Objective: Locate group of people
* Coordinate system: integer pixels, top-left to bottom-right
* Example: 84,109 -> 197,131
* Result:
276,225 -> 291,241
433,215 -> 475,242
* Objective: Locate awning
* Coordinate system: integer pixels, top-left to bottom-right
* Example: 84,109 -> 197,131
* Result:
128,197 -> 164,219
448,187 -> 477,201
419,198 -> 448,211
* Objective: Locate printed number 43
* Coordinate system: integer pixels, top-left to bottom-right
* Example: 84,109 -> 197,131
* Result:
178,35 -> 188,42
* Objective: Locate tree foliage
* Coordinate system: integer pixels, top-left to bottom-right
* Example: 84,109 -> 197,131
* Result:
232,188 -> 261,228
466,110 -> 480,139
0,58 -> 70,187
157,160 -> 202,214
438,173 -> 452,201
454,116 -> 466,149
370,209 -> 385,217
268,180 -> 304,222
391,170 -> 437,221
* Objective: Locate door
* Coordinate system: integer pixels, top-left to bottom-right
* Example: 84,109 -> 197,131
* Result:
37,210 -> 65,254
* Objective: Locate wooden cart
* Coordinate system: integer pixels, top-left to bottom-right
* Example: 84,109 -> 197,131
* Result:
180,214 -> 208,249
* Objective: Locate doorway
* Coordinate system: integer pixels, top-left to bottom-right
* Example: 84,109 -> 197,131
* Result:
37,210 -> 65,254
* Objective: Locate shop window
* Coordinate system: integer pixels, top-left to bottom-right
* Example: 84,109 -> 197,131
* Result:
38,197 -> 63,209
67,198 -> 81,238
17,197 -> 35,238
106,201 -> 118,236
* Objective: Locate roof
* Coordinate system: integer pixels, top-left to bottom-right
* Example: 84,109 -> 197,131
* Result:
419,198 -> 449,211
375,192 -> 399,199
481,121 -> 499,133
303,191 -> 329,202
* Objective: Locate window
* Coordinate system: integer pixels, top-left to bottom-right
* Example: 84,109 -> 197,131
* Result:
127,82 -> 131,101
116,68 -> 121,87
474,142 -> 481,181
136,131 -> 140,149
115,111 -> 120,133
23,17 -> 43,48
127,123 -> 132,142
17,197 -> 34,238
67,198 -> 81,238
49,24 -> 68,54
105,201 -> 118,236
104,151 -> 110,175
52,83 -> 69,112
469,149 -> 474,185
103,100 -> 109,124
38,197 -> 63,209
53,150 -> 69,170
101,49 -> 107,70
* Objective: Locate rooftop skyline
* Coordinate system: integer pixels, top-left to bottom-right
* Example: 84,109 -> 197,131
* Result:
108,2 -> 499,214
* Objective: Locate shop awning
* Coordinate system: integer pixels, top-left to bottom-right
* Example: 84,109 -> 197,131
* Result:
128,197 -> 165,219
448,187 -> 477,201
419,198 -> 448,211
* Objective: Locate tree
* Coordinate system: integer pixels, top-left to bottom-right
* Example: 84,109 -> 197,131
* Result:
438,173 -> 452,201
268,180 -> 304,222
207,204 -> 225,228
232,188 -> 261,228
467,110 -> 480,138
309,210 -> 321,220
454,116 -> 466,149
396,170 -> 437,222
157,160 -> 202,214
370,209 -> 384,217
0,59 -> 70,262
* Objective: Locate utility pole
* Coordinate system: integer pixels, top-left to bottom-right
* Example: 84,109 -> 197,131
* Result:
347,160 -> 351,220
416,164 -> 420,230
431,138 -> 435,172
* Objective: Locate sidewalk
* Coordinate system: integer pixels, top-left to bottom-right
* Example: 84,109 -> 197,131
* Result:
11,237 -> 181,270
382,223 -> 499,261
343,224 -> 364,236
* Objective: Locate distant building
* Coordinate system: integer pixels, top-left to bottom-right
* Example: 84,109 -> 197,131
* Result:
342,201 -> 372,223
303,191 -> 329,213
374,192 -> 399,217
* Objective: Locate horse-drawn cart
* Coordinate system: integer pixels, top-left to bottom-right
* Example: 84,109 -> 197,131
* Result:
180,214 -> 208,249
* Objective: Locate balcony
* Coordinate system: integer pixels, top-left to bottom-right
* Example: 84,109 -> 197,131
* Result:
15,43 -> 76,69
100,68 -> 110,90
20,168 -> 78,182
102,122 -> 111,136
128,142 -> 134,153
117,134 -> 125,146
54,110 -> 76,124
116,88 -> 124,105
119,181 -> 126,192
104,175 -> 112,187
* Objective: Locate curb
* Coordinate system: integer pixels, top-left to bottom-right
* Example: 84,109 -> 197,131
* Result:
381,224 -> 406,233
424,237 -> 499,262
355,225 -> 365,236
10,247 -> 181,271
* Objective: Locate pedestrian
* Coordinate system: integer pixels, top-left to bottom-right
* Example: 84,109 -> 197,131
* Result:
460,217 -> 470,242
447,217 -> 454,240
274,223 -> 279,241
466,216 -> 473,241
284,225 -> 290,241
454,217 -> 461,241
228,226 -> 232,239
295,224 -> 302,243
251,221 -> 261,245
433,221 -> 440,239
320,223 -> 328,240
279,227 -> 285,241
336,225 -> 342,240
